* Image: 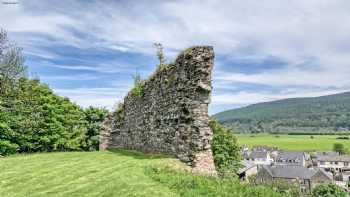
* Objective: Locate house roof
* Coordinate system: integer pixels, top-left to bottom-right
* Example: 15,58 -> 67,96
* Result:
252,145 -> 278,152
238,160 -> 257,174
315,152 -> 339,158
276,151 -> 305,162
245,151 -> 268,159
317,155 -> 350,162
263,165 -> 316,179
317,168 -> 334,180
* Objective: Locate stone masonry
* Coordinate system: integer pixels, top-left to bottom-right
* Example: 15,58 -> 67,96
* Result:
100,46 -> 216,173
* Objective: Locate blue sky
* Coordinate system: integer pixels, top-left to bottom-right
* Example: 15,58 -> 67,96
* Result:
1,0 -> 350,114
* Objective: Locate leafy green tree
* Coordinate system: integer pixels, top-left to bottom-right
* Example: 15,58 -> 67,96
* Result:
0,28 -> 26,95
312,184 -> 347,197
83,106 -> 108,151
333,143 -> 347,155
1,78 -> 110,155
210,119 -> 241,177
0,78 -> 88,154
0,28 -> 112,156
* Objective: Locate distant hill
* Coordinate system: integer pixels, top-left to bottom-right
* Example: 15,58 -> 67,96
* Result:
213,92 -> 350,133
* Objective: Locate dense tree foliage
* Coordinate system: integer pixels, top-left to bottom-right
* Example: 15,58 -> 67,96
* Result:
210,119 -> 241,177
83,107 -> 108,151
214,92 -> 350,133
333,143 -> 348,155
0,29 -> 108,156
312,184 -> 347,197
0,78 -> 108,155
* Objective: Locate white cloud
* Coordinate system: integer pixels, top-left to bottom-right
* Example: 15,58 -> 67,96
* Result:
40,74 -> 100,81
51,64 -> 131,74
215,65 -> 350,89
54,87 -> 130,109
2,0 -> 350,110
3,0 -> 349,60
212,88 -> 350,105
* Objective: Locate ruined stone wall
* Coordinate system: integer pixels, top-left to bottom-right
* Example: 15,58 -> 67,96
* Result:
100,46 -> 215,173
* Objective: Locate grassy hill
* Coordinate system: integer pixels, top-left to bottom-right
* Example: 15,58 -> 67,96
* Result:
213,91 -> 350,133
0,150 -> 284,197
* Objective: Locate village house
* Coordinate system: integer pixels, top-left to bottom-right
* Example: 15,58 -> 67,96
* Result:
316,154 -> 350,172
256,165 -> 333,194
275,151 -> 309,167
315,151 -> 340,158
243,150 -> 274,165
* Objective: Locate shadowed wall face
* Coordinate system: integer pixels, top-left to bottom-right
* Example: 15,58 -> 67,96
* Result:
100,46 -> 215,173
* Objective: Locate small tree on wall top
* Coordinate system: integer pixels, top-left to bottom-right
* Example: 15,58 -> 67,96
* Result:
154,43 -> 166,66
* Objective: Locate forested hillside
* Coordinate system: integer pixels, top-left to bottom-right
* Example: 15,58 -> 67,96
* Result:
0,29 -> 108,155
213,92 -> 350,133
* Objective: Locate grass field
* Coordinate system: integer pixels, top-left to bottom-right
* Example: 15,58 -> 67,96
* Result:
0,150 -> 283,197
236,134 -> 350,152
0,150 -> 179,197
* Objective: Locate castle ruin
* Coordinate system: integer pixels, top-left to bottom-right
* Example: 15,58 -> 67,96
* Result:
100,46 -> 215,173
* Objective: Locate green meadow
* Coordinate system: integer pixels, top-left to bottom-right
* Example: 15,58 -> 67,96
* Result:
236,134 -> 350,152
0,150 -> 283,197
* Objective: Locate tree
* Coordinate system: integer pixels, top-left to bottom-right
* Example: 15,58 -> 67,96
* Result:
83,106 -> 108,151
210,119 -> 241,177
154,43 -> 166,65
0,28 -> 110,156
333,143 -> 347,155
0,28 -> 26,94
312,184 -> 347,197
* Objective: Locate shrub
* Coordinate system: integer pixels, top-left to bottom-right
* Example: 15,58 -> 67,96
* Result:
210,119 -> 241,177
269,180 -> 300,197
312,183 -> 347,197
146,166 -> 285,197
0,140 -> 18,156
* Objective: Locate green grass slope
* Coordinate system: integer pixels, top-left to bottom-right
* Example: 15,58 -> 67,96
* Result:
213,91 -> 350,133
0,150 -> 284,197
0,151 -> 178,197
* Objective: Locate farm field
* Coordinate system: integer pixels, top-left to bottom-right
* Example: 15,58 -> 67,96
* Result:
0,150 -> 283,197
236,134 -> 350,152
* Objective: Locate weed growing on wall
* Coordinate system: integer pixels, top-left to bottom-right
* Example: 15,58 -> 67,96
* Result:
131,72 -> 145,97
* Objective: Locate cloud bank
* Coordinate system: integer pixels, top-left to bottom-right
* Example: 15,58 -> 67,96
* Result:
1,0 -> 350,114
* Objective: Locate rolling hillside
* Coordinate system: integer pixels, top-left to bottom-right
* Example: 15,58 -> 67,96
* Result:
213,91 -> 350,133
